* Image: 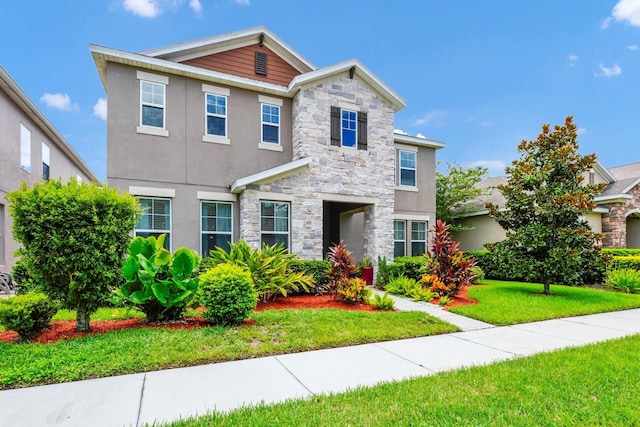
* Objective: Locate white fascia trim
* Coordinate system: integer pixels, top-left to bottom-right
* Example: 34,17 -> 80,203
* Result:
394,134 -> 446,150
257,192 -> 293,202
320,193 -> 378,205
129,186 -> 175,198
393,214 -> 431,222
197,191 -> 237,202
593,159 -> 616,183
231,157 -> 312,194
258,95 -> 283,106
202,84 -> 230,96
622,177 -> 640,194
289,59 -> 406,111
594,194 -> 633,203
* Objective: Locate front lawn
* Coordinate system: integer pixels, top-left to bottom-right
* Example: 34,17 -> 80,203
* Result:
449,279 -> 640,325
164,334 -> 640,426
0,308 -> 457,389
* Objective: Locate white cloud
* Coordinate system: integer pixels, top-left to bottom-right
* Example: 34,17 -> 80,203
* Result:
628,44 -> 639,50
568,54 -> 579,66
189,0 -> 202,13
577,127 -> 587,135
93,98 -> 107,121
413,110 -> 446,127
234,0 -> 250,5
393,129 -> 408,135
123,0 -> 160,18
601,16 -> 613,29
40,93 -> 78,111
466,160 -> 506,175
596,63 -> 622,78
612,0 -> 640,26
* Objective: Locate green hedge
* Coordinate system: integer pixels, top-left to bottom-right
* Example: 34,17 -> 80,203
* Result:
289,260 -> 332,294
611,256 -> 640,271
603,249 -> 640,256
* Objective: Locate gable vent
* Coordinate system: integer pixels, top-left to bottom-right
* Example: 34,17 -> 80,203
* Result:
255,51 -> 267,76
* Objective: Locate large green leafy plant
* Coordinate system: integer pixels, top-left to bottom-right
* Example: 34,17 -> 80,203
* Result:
116,234 -> 201,322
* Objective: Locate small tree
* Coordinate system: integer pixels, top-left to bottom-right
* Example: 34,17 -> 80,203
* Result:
436,163 -> 490,231
486,116 -> 607,295
8,179 -> 139,332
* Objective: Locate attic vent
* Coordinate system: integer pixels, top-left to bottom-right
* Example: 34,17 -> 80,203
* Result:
255,51 -> 267,76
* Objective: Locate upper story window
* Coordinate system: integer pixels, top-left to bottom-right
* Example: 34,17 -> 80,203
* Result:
206,94 -> 227,137
42,142 -> 50,181
141,81 -> 165,128
331,106 -> 367,150
411,221 -> 427,255
261,104 -> 280,144
396,149 -> 417,187
20,124 -> 31,172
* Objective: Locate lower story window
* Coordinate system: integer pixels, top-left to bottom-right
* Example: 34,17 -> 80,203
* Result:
201,201 -> 232,255
394,220 -> 406,258
261,201 -> 289,250
411,221 -> 427,255
136,197 -> 171,249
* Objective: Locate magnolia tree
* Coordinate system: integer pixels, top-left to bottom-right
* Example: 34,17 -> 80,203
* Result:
486,116 -> 608,294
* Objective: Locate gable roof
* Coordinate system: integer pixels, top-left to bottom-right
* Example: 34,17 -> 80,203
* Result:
0,65 -> 99,182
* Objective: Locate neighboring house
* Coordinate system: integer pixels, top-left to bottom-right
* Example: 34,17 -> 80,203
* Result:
0,65 -> 98,271
90,27 -> 444,262
453,160 -> 640,250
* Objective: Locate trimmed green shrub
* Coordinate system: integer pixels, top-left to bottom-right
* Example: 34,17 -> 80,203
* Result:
611,256 -> 640,271
199,264 -> 258,326
605,269 -> 640,293
116,234 -> 201,323
471,267 -> 485,283
0,293 -> 58,341
289,260 -> 332,294
7,179 -> 139,332
205,241 -> 314,301
368,292 -> 395,310
603,248 -> 640,256
376,256 -> 391,288
392,256 -> 427,281
338,278 -> 371,303
11,258 -> 38,294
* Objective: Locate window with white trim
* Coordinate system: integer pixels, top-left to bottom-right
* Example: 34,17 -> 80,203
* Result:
394,220 -> 406,258
201,201 -> 232,255
261,201 -> 289,250
20,124 -> 31,172
341,109 -> 357,148
397,149 -> 417,187
136,197 -> 171,249
140,80 -> 165,128
205,93 -> 227,137
42,142 -> 50,181
411,221 -> 427,255
261,104 -> 280,144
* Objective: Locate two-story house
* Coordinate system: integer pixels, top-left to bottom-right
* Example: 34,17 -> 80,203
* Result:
90,27 -> 444,262
0,65 -> 98,271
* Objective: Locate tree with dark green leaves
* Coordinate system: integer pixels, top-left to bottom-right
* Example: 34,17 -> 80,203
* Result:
436,163 -> 489,231
8,179 -> 139,332
486,116 -> 607,295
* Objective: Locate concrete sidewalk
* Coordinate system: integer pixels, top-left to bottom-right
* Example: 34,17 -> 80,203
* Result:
2,308 -> 640,427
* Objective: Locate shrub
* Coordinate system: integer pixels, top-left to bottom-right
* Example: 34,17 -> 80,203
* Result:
11,257 -> 38,294
603,248 -> 640,256
368,292 -> 395,310
116,234 -> 201,323
376,256 -> 391,288
0,293 -> 58,341
392,256 -> 427,281
611,256 -> 640,271
385,275 -> 433,301
199,264 -> 258,326
421,274 -> 449,298
205,240 -> 314,302
438,295 -> 452,306
338,278 -> 371,303
7,179 -> 139,332
289,260 -> 332,294
605,269 -> 640,293
471,267 -> 485,283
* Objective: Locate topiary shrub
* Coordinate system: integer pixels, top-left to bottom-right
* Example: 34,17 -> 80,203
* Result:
199,264 -> 258,326
0,293 -> 58,341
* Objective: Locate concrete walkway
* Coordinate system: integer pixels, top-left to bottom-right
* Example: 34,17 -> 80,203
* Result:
2,308 -> 640,427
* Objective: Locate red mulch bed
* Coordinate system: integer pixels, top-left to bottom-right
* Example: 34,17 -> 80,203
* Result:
0,287 -> 478,345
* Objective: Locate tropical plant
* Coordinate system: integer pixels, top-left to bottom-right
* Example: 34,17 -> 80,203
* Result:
605,269 -> 640,294
359,254 -> 373,268
338,277 -> 371,303
385,275 -> 433,302
0,292 -> 59,341
205,240 -> 314,302
368,292 -> 395,310
438,295 -> 452,306
288,260 -> 332,294
322,240 -> 358,294
375,255 -> 391,288
471,267 -> 485,283
199,264 -> 257,326
7,178 -> 139,332
116,234 -> 201,322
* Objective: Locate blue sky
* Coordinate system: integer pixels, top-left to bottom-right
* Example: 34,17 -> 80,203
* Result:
1,0 -> 639,181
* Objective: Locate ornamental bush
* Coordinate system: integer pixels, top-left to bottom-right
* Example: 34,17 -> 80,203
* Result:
289,260 -> 332,295
605,269 -> 640,293
611,256 -> 640,271
0,293 -> 58,341
199,264 -> 258,326
338,277 -> 371,303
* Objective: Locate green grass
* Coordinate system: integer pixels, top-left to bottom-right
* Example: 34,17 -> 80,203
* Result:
0,309 -> 457,389
164,334 -> 640,426
449,279 -> 640,325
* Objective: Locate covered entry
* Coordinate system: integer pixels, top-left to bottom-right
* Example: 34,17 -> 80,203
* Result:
323,201 -> 372,261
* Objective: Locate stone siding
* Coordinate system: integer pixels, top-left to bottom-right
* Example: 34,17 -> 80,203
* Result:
602,184 -> 640,248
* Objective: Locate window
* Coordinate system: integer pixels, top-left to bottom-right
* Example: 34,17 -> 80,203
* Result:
341,109 -> 357,148
136,197 -> 171,249
261,201 -> 289,250
397,149 -> 417,187
20,124 -> 31,172
411,221 -> 427,255
205,94 -> 227,137
261,104 -> 280,144
394,220 -> 406,258
201,202 -> 232,255
140,80 -> 165,128
42,142 -> 50,181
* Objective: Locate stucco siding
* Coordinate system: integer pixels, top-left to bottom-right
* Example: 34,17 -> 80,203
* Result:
453,215 -> 507,251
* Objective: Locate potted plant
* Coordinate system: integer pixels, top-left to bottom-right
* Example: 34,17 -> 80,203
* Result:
359,254 -> 374,286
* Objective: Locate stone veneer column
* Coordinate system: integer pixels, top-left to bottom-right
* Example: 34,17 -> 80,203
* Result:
602,203 -> 627,248
238,187 -> 261,248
